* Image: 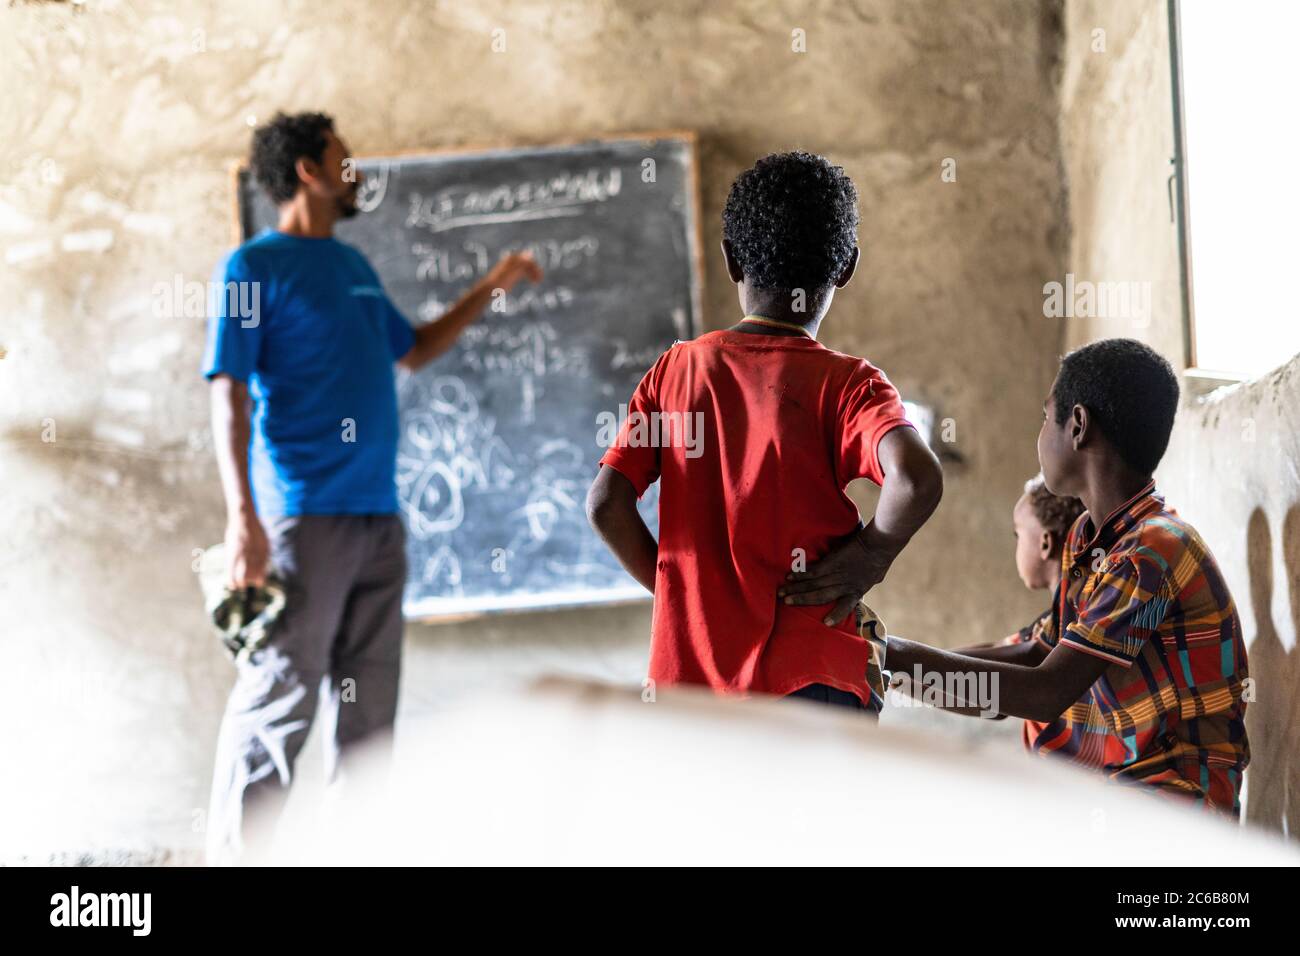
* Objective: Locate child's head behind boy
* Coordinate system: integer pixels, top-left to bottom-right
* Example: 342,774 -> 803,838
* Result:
1013,475 -> 1084,591
721,151 -> 860,331
1037,338 -> 1180,507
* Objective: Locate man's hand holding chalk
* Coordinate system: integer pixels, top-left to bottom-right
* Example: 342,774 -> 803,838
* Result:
396,250 -> 543,372
488,250 -> 544,288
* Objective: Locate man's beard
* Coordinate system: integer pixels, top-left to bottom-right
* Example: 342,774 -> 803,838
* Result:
337,194 -> 360,219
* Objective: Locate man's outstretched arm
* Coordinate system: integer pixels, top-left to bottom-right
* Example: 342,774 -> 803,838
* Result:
586,465 -> 658,593
397,252 -> 542,371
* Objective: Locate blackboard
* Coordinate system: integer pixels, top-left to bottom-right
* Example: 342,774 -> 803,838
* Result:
235,132 -> 702,619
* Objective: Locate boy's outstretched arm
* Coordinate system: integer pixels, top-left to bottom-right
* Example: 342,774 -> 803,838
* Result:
587,465 -> 658,593
779,426 -> 943,625
890,639 -> 1045,718
955,641 -> 1048,665
884,639 -> 1111,722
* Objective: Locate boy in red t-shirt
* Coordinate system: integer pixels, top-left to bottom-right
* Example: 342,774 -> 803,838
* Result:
587,151 -> 944,711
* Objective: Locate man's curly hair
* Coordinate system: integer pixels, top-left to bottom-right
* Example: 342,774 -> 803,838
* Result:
1023,474 -> 1085,537
722,151 -> 859,291
250,111 -> 335,205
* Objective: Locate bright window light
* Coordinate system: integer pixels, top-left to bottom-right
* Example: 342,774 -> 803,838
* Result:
1178,0 -> 1300,379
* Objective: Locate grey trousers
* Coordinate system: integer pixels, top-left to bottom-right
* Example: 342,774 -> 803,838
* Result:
206,514 -> 406,864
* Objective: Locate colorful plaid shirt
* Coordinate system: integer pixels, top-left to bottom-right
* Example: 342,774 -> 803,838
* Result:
1022,481 -> 1250,815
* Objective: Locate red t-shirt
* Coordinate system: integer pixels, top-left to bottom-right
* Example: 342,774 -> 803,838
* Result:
599,329 -> 913,705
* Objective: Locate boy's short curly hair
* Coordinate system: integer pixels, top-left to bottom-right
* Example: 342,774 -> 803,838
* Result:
1023,474 -> 1085,537
1052,338 -> 1180,476
721,151 -> 859,291
250,111 -> 335,205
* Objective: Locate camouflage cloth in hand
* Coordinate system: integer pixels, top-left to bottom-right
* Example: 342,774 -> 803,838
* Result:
197,543 -> 287,664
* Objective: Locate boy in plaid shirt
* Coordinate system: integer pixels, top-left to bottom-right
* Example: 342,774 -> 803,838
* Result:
887,339 -> 1249,814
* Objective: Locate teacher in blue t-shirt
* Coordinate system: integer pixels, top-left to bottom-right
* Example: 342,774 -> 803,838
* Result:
202,111 -> 541,863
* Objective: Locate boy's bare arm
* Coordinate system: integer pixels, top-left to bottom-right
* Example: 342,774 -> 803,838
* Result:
952,641 -> 1048,665
890,639 -> 1045,719
884,638 -> 1111,722
586,465 -> 658,593
779,426 -> 943,625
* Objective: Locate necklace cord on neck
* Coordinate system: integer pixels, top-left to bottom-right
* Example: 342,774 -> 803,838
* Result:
737,314 -> 813,338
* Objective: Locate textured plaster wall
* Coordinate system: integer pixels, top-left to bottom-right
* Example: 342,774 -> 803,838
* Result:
1060,0 -> 1300,837
0,0 -> 1065,858
1059,0 -> 1183,361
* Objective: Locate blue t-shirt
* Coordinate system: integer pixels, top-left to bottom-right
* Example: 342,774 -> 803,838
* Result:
202,230 -> 417,516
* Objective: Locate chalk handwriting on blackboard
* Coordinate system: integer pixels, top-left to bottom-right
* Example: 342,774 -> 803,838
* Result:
397,375 -> 518,538
422,545 -> 463,592
611,338 -> 665,371
504,438 -> 585,553
405,168 -> 622,233
413,235 -> 598,284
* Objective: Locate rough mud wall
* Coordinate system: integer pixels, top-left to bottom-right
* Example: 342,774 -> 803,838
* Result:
0,0 -> 1065,857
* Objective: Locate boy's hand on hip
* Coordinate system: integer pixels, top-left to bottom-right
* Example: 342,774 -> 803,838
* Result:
778,530 -> 900,626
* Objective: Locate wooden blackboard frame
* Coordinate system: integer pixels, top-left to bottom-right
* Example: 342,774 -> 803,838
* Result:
227,130 -> 705,624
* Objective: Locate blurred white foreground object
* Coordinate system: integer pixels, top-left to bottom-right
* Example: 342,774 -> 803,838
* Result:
272,677 -> 1297,866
